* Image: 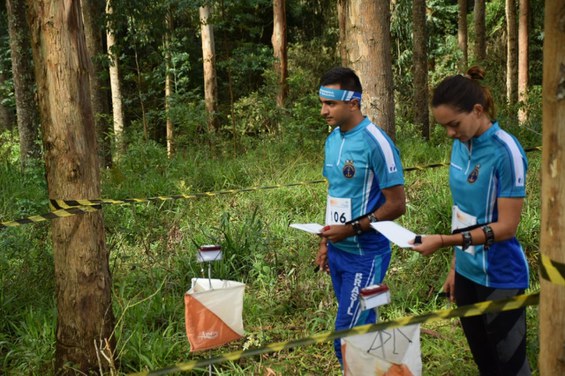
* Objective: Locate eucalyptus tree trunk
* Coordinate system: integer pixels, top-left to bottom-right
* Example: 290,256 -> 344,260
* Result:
106,0 -> 125,157
340,0 -> 396,139
458,0 -> 468,70
518,0 -> 529,124
199,5 -> 219,134
272,0 -> 288,110
506,0 -> 518,109
165,11 -> 174,157
539,0 -> 565,374
6,0 -> 41,169
474,0 -> 486,63
82,0 -> 112,168
0,71 -> 15,131
25,1 -> 115,374
337,0 -> 347,66
412,0 -> 429,140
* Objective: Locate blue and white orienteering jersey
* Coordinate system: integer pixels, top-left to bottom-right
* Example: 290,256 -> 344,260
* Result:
323,117 -> 404,255
450,121 -> 529,289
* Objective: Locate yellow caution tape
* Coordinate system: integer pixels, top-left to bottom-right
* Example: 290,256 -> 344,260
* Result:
128,292 -> 539,376
48,180 -> 327,209
0,205 -> 101,228
540,254 -> 565,286
1,146 -> 542,229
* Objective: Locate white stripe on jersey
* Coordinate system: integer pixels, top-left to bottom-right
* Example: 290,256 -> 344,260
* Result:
495,130 -> 525,187
366,124 -> 397,173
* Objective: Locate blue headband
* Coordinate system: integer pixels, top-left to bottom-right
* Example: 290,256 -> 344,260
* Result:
319,86 -> 362,102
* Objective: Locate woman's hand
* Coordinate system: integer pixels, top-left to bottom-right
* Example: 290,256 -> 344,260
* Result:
410,234 -> 444,256
442,267 -> 456,303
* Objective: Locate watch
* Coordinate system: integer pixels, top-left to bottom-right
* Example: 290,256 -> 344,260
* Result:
367,213 -> 379,223
482,225 -> 494,250
461,231 -> 472,250
351,221 -> 363,235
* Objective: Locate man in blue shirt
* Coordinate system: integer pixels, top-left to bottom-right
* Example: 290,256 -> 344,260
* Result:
315,67 -> 406,365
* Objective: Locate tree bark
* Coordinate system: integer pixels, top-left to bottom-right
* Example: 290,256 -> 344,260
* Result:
506,0 -> 518,108
458,0 -> 468,70
337,0 -> 347,66
165,11 -> 174,157
474,0 -> 486,63
518,0 -> 529,124
25,0 -> 115,374
539,0 -> 565,374
82,0 -> 112,168
200,5 -> 219,134
0,71 -> 15,131
272,0 -> 288,110
6,0 -> 41,169
342,0 -> 396,139
106,0 -> 125,157
413,0 -> 429,140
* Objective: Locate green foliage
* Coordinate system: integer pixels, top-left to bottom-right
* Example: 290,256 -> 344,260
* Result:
0,116 -> 542,374
0,0 -> 546,373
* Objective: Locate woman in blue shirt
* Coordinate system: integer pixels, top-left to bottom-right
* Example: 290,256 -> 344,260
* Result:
411,66 -> 531,376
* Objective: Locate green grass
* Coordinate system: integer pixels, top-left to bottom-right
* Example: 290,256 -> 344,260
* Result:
0,119 -> 542,375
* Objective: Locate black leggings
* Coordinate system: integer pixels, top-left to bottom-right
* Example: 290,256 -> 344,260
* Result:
454,272 -> 531,376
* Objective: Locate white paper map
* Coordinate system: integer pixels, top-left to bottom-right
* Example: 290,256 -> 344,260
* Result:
371,221 -> 418,248
289,223 -> 324,234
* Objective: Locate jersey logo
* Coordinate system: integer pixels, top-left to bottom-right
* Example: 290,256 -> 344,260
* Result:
467,164 -> 480,183
343,160 -> 356,178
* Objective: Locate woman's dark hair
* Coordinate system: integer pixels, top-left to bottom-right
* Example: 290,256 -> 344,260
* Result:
432,66 -> 496,119
320,67 -> 363,93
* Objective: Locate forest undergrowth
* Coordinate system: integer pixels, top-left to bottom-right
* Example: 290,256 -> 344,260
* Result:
0,116 -> 542,375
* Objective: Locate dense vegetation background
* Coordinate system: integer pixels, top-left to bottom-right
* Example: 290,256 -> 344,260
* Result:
0,0 -> 544,374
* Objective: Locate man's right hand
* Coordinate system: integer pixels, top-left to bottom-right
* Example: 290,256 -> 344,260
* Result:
315,241 -> 330,273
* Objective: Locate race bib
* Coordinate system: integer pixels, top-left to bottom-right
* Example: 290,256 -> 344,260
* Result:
326,196 -> 352,225
452,205 -> 477,255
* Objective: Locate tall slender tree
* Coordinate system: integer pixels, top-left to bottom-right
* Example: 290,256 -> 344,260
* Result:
272,0 -> 288,109
506,0 -> 518,109
340,0 -> 396,139
82,0 -> 112,167
413,0 -> 429,140
25,0 -> 115,373
517,0 -> 529,123
540,1 -> 565,374
0,70 -> 15,131
337,0 -> 347,67
6,0 -> 41,169
474,0 -> 486,63
165,10 -> 174,157
200,4 -> 219,134
106,0 -> 125,156
458,0 -> 468,70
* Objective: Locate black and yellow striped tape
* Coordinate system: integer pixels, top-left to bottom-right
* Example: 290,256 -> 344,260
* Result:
540,254 -> 565,286
128,292 -> 539,376
1,146 -> 543,229
48,180 -> 327,209
0,205 -> 101,228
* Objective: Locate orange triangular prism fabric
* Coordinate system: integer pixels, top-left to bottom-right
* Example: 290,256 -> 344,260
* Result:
184,291 -> 242,352
184,278 -> 245,351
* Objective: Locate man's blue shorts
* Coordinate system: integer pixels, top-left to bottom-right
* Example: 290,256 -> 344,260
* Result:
327,242 -> 391,365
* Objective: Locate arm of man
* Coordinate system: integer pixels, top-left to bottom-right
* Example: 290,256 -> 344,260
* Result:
321,184 -> 406,242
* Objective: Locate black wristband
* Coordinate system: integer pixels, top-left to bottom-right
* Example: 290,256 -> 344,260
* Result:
351,221 -> 363,235
482,225 -> 495,250
462,231 -> 472,250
